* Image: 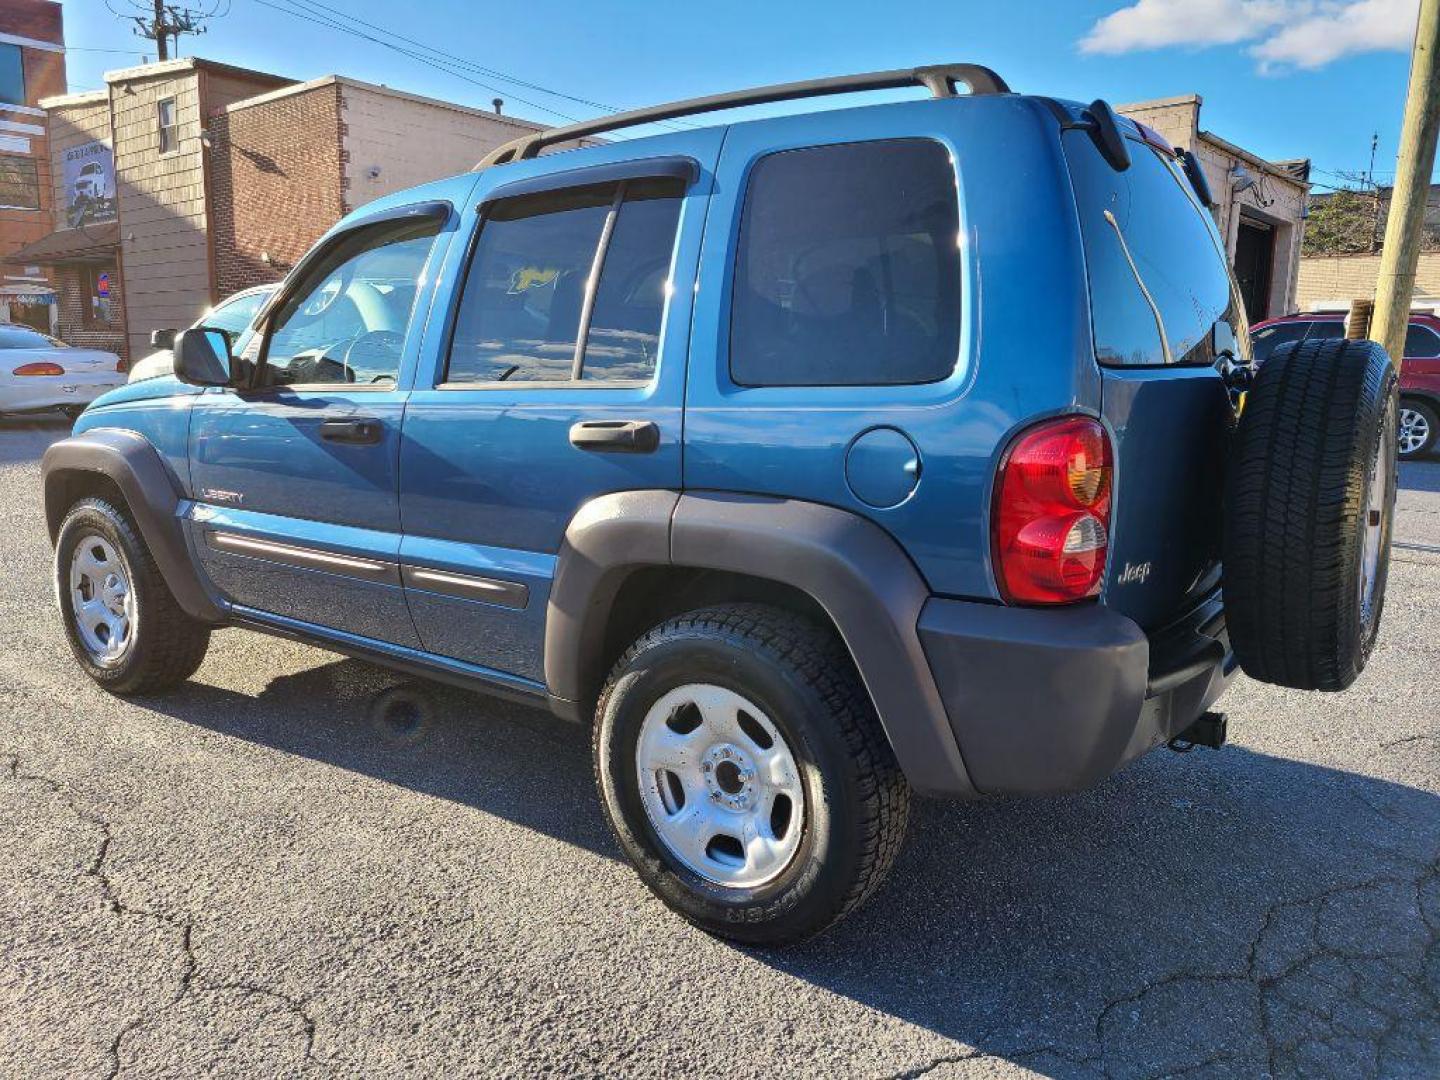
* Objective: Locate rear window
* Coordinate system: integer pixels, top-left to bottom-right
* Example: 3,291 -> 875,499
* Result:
1066,133 -> 1244,367
729,139 -> 962,387
1405,323 -> 1440,358
1251,321 -> 1307,364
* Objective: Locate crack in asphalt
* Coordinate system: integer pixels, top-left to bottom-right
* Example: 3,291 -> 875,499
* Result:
4,752 -> 321,1076
878,859 -> 1440,1080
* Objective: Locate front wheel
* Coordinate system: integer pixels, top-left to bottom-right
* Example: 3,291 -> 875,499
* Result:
593,604 -> 909,946
55,498 -> 211,694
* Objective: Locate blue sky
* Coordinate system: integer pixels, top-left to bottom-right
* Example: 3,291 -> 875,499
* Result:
58,0 -> 1425,190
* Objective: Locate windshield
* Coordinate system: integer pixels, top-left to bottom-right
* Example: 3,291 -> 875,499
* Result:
0,326 -> 66,349
203,289 -> 273,335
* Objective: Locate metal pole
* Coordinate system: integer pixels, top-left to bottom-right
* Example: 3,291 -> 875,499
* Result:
1372,0 -> 1440,367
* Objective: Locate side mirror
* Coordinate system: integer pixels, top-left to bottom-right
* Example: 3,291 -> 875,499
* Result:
1212,318 -> 1239,362
149,327 -> 177,351
174,327 -> 233,387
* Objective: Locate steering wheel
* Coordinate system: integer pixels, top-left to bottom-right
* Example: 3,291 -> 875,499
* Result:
341,329 -> 404,381
301,265 -> 351,319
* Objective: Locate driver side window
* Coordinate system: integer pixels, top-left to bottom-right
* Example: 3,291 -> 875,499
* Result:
259,215 -> 442,388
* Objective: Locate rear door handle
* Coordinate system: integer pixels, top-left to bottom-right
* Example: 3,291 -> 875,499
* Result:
568,420 -> 660,454
319,418 -> 383,445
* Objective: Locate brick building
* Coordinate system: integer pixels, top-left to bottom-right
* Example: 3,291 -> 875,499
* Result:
207,75 -> 566,299
1120,95 -> 1311,322
0,0 -> 65,332
9,59 -> 553,361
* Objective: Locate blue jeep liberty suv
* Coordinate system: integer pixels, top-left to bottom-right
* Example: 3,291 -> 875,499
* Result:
42,65 -> 1400,944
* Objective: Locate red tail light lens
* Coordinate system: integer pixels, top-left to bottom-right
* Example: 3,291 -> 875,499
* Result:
12,362 -> 65,376
115,356 -> 128,373
992,416 -> 1113,605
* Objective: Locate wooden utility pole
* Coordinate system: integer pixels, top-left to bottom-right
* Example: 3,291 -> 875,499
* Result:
1372,0 -> 1440,368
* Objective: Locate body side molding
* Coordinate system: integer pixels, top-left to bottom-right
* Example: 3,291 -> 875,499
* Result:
42,428 -> 226,623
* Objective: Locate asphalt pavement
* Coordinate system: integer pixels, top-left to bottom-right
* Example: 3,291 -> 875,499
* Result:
1,412 -> 1437,1079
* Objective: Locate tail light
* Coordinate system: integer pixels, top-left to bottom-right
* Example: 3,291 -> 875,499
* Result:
115,356 -> 128,373
992,416 -> 1113,605
12,362 -> 65,376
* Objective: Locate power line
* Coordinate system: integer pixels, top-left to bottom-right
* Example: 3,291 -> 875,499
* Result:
283,0 -> 637,118
250,0 -> 688,133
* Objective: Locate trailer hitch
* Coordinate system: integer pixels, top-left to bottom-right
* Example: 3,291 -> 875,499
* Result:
1168,711 -> 1228,753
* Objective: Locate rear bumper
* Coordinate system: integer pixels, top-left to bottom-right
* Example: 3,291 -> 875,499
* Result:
918,589 -> 1233,796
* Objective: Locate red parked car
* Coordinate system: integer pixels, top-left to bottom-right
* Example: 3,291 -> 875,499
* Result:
1251,311 -> 1440,458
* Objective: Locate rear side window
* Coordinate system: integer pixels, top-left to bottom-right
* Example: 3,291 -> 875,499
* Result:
730,139 -> 962,387
1404,323 -> 1440,358
1066,134 -> 1243,367
447,177 -> 683,384
1305,321 -> 1344,342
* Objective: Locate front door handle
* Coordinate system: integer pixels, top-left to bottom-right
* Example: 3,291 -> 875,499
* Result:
319,418 -> 383,445
568,419 -> 660,454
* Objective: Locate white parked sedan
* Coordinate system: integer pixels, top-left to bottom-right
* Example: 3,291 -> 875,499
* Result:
0,325 -> 124,419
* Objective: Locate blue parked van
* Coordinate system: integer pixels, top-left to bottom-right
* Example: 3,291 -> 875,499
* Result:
41,65 -> 1399,944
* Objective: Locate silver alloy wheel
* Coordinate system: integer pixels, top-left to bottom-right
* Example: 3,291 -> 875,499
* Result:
1398,406 -> 1430,457
68,534 -> 136,666
635,683 -> 805,889
1358,403 -> 1396,623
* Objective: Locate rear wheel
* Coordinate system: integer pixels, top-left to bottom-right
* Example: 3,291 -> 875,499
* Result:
1224,338 -> 1399,691
1399,398 -> 1436,459
593,604 -> 909,946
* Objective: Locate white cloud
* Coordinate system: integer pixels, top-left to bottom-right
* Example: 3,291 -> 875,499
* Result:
1079,0 -> 1294,53
1251,0 -> 1418,70
1079,0 -> 1419,71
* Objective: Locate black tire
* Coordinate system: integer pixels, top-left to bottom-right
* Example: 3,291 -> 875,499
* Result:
1224,338 -> 1399,691
55,497 -> 211,695
593,604 -> 909,946
1399,398 -> 1437,459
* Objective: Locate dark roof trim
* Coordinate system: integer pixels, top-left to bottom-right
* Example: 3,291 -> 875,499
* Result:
480,155 -> 699,205
475,63 -> 1011,169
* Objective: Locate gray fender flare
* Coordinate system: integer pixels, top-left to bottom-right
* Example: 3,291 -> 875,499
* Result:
42,429 -> 225,623
546,490 -> 977,798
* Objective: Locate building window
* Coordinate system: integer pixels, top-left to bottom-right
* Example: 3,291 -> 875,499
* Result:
0,44 -> 25,107
0,155 -> 40,210
157,97 -> 179,155
81,264 -> 119,328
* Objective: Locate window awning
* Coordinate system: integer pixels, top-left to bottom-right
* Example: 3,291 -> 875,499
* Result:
3,222 -> 118,265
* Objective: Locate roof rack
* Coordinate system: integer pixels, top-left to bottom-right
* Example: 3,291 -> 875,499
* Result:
474,63 -> 1011,169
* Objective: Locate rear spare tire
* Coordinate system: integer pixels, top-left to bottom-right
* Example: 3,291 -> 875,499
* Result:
1224,337 -> 1398,691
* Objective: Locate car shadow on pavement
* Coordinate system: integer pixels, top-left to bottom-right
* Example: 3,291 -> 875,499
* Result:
142,655 -> 1440,1078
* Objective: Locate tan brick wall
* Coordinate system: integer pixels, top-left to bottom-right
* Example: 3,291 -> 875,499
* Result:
208,82 -> 344,297
111,69 -> 212,359
1296,251 -> 1440,311
339,81 -> 546,212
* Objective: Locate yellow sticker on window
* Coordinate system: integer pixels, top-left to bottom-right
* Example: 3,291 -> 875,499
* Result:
509,267 -> 560,294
